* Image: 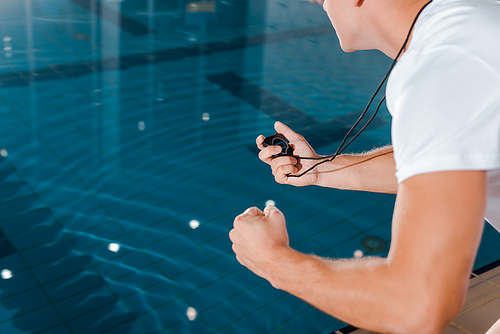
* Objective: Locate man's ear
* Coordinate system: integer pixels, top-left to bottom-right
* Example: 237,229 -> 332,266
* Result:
354,0 -> 364,7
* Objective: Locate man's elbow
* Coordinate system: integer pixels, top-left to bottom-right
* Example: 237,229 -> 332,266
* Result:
415,307 -> 460,334
399,290 -> 465,334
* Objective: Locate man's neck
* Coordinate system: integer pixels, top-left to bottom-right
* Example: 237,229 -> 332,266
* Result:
371,0 -> 432,59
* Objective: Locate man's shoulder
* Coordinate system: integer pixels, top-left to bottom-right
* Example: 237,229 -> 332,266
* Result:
413,0 -> 500,52
394,0 -> 500,84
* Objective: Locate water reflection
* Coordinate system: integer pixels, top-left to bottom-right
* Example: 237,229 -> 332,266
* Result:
186,306 -> 197,321
109,243 -> 120,252
0,0 -> 404,332
1,269 -> 13,279
0,158 -> 134,333
189,220 -> 200,229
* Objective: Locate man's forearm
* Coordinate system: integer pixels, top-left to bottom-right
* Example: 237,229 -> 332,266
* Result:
265,171 -> 487,334
267,248 -> 440,334
315,146 -> 398,193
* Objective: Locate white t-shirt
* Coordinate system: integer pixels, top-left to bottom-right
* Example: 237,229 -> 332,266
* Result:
386,0 -> 500,232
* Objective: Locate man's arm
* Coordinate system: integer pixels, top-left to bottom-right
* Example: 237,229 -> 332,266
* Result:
315,145 -> 397,193
258,122 -> 398,193
230,170 -> 486,333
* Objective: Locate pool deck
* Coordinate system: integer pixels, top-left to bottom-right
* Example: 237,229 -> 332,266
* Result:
335,260 -> 500,334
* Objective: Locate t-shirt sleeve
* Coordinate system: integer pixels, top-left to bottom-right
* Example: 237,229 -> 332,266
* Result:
390,48 -> 500,183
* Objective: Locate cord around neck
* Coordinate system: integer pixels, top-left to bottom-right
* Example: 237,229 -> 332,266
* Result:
287,0 -> 433,178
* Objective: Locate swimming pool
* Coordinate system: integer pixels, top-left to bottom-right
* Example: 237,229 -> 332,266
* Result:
0,0 -> 499,333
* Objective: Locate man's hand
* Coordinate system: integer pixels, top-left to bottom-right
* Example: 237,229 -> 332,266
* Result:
257,122 -> 323,187
229,205 -> 290,286
257,122 -> 398,193
228,171 -> 486,333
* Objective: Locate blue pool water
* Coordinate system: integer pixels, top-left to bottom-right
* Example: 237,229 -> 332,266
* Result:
0,0 -> 499,333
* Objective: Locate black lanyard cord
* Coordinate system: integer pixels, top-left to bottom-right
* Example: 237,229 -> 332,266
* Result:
288,0 -> 433,178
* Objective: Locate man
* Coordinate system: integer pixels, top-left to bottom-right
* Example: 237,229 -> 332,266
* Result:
229,0 -> 500,332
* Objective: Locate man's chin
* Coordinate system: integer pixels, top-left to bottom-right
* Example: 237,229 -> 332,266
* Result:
339,43 -> 357,53
336,35 -> 357,53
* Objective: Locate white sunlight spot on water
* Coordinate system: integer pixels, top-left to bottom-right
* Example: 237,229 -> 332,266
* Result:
189,220 -> 200,229
108,243 -> 120,253
265,200 -> 275,206
1,269 -> 12,279
187,307 -> 197,321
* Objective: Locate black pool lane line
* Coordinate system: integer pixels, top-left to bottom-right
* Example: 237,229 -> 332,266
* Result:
68,0 -> 156,36
206,71 -> 386,150
0,161 -> 19,259
0,227 -> 16,259
0,24 -> 333,88
206,71 -> 318,129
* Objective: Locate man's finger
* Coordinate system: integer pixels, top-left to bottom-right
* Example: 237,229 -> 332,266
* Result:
229,229 -> 236,242
264,205 -> 279,215
274,121 -> 303,142
270,156 -> 297,171
242,206 -> 265,217
256,135 -> 265,150
276,164 -> 298,178
258,146 -> 282,164
264,205 -> 287,228
275,171 -> 290,185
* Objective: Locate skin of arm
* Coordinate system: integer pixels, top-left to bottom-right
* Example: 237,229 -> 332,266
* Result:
258,122 -> 398,193
487,318 -> 500,334
314,146 -> 397,193
243,0 -> 495,331
229,170 -> 487,333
